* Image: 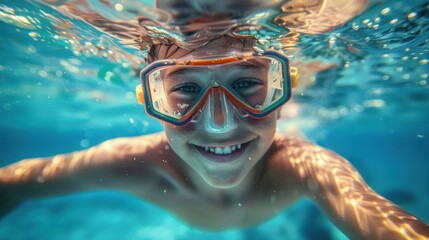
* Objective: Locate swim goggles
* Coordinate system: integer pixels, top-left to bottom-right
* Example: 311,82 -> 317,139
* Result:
136,51 -> 298,127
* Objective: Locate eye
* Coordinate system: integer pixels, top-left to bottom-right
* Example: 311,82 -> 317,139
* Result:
232,78 -> 263,91
171,83 -> 201,94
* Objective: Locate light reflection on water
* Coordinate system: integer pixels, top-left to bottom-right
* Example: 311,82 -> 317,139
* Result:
0,0 -> 427,132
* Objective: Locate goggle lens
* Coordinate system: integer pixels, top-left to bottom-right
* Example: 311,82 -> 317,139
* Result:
139,51 -> 296,126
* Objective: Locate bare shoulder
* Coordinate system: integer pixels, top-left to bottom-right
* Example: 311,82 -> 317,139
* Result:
100,132 -> 170,161
269,132 -> 361,188
271,133 -> 429,238
0,132 -> 176,189
255,132 -> 342,200
0,132 -> 183,213
271,132 -> 369,201
93,132 -> 187,179
269,132 -> 335,168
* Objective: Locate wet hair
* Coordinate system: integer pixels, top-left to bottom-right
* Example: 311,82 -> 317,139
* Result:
146,35 -> 256,63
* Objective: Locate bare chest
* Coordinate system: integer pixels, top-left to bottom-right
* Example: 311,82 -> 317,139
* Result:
140,185 -> 300,229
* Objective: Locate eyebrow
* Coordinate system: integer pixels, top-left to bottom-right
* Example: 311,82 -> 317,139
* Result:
233,60 -> 266,70
165,68 -> 205,79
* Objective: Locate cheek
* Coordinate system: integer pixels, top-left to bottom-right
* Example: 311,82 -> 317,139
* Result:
248,113 -> 278,136
164,125 -> 185,144
164,124 -> 194,154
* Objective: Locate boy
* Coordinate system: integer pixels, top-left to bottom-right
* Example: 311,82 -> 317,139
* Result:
1,36 -> 428,239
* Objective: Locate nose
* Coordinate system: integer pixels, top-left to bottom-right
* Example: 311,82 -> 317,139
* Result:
200,87 -> 238,133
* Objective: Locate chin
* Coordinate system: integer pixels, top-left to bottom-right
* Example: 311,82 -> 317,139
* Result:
201,171 -> 246,189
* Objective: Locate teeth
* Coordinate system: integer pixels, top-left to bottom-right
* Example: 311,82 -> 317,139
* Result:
223,146 -> 232,154
198,143 -> 244,155
215,147 -> 222,154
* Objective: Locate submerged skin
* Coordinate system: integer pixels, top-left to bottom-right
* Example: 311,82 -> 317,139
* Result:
1,39 -> 429,239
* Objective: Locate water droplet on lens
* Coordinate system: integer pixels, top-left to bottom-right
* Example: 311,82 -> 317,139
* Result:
177,103 -> 189,109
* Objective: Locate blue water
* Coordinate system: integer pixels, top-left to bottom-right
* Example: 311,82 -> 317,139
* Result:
1,0 -> 428,239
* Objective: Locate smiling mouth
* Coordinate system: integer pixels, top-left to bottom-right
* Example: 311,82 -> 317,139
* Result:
193,141 -> 251,163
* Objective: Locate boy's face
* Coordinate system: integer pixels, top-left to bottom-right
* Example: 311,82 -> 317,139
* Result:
155,38 -> 278,188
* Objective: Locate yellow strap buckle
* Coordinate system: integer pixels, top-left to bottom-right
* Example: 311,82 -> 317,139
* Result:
136,84 -> 144,104
290,67 -> 299,88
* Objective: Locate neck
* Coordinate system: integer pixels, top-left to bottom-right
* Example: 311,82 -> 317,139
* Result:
186,159 -> 266,205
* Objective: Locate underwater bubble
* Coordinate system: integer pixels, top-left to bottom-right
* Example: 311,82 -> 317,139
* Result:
28,31 -> 40,40
177,103 -> 189,109
80,139 -> 90,148
407,12 -> 417,20
27,45 -> 37,53
307,179 -> 319,192
371,88 -> 383,95
38,70 -> 48,77
114,3 -> 123,12
390,19 -> 398,25
36,176 -> 45,183
173,110 -> 182,117
363,99 -> 385,108
381,7 -> 390,15
104,71 -> 114,82
142,120 -> 149,127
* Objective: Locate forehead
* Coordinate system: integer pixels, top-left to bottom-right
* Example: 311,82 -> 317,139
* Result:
162,57 -> 269,79
155,37 -> 256,61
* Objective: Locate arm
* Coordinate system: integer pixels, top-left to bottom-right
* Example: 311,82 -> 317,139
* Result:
0,132 -> 167,216
295,143 -> 429,239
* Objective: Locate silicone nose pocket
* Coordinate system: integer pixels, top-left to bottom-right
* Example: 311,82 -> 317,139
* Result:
200,88 -> 238,133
